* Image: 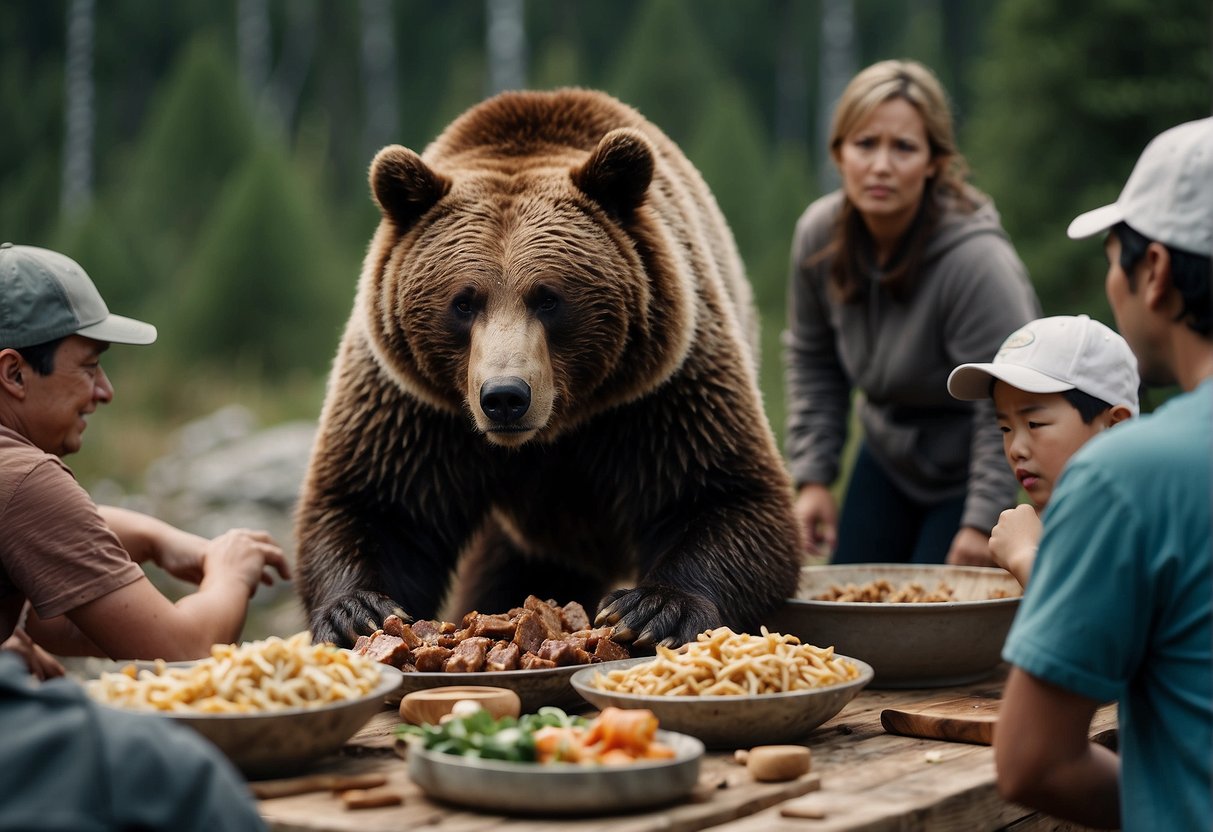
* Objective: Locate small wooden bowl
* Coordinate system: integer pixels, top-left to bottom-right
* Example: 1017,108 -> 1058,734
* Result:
399,685 -> 521,725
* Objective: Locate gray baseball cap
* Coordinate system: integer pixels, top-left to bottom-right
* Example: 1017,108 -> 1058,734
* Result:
0,242 -> 157,349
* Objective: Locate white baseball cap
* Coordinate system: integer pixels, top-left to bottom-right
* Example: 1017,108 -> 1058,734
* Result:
1067,116 -> 1213,257
947,315 -> 1140,417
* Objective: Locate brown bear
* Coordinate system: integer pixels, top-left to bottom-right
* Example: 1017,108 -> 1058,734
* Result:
295,88 -> 800,650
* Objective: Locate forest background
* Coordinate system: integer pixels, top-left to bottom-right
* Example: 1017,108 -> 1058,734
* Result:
3,0 -> 1211,501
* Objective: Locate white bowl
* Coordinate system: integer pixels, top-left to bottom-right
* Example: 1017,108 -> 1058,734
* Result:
570,655 -> 873,749
407,728 -> 704,814
766,564 -> 1022,688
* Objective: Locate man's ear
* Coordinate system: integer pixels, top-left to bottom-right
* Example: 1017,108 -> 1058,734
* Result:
1141,242 -> 1178,314
0,349 -> 27,399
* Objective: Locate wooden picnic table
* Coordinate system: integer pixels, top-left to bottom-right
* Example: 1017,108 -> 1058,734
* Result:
254,665 -> 1117,832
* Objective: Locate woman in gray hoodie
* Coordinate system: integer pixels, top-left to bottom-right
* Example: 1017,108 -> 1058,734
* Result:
784,59 -> 1040,566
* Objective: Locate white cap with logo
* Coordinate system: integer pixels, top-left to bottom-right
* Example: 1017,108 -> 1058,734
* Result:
947,315 -> 1140,417
1066,116 -> 1213,256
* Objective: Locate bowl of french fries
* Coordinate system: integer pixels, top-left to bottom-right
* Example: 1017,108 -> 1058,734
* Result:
767,564 -> 1023,689
570,627 -> 873,749
85,632 -> 402,779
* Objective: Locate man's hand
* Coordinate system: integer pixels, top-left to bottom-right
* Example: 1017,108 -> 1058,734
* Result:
1,627 -> 65,680
945,525 -> 993,567
201,529 -> 290,596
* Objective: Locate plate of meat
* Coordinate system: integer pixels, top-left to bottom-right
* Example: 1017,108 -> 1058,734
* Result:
349,595 -> 634,713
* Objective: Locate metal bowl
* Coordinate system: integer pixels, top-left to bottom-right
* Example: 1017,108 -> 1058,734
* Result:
766,564 -> 1022,689
407,728 -> 704,814
570,655 -> 873,749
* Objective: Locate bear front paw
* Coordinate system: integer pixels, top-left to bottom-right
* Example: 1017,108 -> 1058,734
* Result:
311,590 -> 409,648
595,586 -> 721,649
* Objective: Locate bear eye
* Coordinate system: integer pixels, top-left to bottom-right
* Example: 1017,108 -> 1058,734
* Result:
533,288 -> 561,316
451,291 -> 476,319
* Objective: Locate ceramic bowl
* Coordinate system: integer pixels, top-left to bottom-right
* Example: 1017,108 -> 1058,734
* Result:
391,659 -> 633,714
407,728 -> 704,814
570,655 -> 873,749
766,564 -> 1023,688
92,664 -> 401,779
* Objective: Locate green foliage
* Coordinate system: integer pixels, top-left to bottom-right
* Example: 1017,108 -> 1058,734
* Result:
0,4 -> 64,243
965,0 -> 1212,319
4,0 -> 1208,468
165,141 -> 354,375
687,80 -> 773,275
606,0 -> 723,145
116,34 -> 256,291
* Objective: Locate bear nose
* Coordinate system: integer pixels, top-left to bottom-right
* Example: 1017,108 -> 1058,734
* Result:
480,376 -> 531,425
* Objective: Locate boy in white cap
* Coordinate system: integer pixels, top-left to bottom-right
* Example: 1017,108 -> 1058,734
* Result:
0,243 -> 290,673
993,118 -> 1212,831
947,314 -> 1139,584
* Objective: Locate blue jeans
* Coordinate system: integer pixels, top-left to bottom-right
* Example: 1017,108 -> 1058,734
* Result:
830,444 -> 965,565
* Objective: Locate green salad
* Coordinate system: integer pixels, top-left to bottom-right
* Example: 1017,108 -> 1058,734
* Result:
396,705 -> 588,762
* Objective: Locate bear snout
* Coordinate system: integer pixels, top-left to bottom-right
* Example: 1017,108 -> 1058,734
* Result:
480,376 -> 532,426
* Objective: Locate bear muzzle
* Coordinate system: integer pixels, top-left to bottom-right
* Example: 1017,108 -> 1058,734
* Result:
479,375 -> 532,428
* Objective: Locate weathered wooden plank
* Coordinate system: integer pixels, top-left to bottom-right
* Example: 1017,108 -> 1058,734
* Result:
257,669 -> 1118,832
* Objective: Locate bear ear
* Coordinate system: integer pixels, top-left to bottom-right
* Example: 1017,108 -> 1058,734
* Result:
572,128 -> 654,217
369,145 -> 451,228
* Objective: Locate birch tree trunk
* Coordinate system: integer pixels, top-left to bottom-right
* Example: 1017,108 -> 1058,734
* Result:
817,0 -> 856,192
61,0 -> 95,221
359,0 -> 399,157
486,0 -> 527,96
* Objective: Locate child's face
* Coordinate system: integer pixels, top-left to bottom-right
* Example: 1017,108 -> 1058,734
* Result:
993,382 -> 1111,510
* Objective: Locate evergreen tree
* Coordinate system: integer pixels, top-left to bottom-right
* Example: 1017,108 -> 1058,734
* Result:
606,0 -> 723,145
966,0 -> 1212,317
115,34 -> 257,305
167,141 -> 353,375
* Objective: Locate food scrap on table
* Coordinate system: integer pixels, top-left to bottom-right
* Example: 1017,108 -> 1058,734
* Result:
746,745 -> 812,782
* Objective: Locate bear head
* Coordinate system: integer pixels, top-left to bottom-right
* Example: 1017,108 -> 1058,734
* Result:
361,127 -> 696,448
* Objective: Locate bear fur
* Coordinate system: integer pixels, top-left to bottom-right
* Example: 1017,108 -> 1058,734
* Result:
295,89 -> 800,649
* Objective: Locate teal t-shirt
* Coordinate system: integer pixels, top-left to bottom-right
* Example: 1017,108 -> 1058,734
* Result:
1003,379 -> 1213,831
0,653 -> 266,831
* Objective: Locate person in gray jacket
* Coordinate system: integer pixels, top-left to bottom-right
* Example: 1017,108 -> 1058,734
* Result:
784,59 -> 1040,566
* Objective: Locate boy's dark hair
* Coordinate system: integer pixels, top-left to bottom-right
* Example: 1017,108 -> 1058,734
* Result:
1112,222 -> 1212,336
7,338 -> 65,375
988,379 -> 1114,424
1059,388 -> 1114,425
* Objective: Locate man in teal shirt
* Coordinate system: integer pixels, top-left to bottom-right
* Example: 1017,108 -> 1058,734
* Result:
995,117 -> 1213,830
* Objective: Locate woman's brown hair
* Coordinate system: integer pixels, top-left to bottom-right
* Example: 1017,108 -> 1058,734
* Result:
819,59 -> 980,302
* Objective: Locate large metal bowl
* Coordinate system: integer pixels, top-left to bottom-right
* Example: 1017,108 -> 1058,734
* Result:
765,564 -> 1022,689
